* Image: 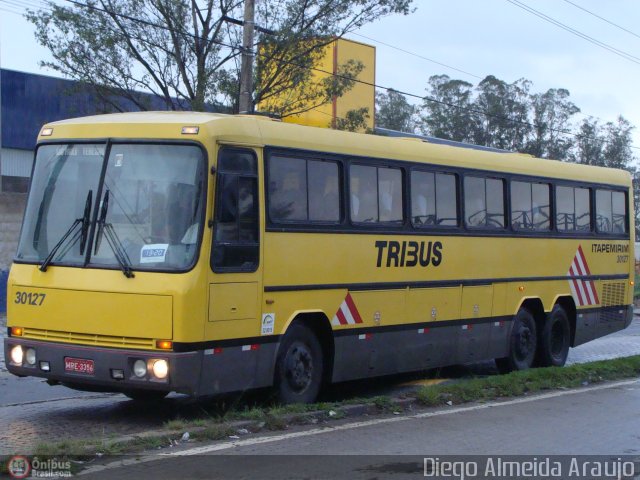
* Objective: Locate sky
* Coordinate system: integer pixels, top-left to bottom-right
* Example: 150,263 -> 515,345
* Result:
1,0 -> 640,156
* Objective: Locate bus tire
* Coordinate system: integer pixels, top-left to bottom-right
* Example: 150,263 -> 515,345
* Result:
123,390 -> 168,402
537,305 -> 571,367
274,324 -> 323,404
496,308 -> 537,373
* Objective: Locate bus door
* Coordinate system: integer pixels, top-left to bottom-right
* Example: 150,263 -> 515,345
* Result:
207,146 -> 262,344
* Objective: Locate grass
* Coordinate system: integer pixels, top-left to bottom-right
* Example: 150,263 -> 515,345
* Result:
190,425 -> 236,442
415,355 -> 640,406
32,434 -> 171,457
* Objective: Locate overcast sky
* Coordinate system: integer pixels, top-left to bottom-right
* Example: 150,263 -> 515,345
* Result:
1,0 -> 640,157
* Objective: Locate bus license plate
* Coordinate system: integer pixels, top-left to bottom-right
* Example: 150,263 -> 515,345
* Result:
64,357 -> 95,375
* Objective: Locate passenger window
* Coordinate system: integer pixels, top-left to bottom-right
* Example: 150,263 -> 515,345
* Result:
612,191 -> 627,233
464,176 -> 505,228
308,161 -> 340,222
556,186 -> 591,232
596,189 -> 627,234
269,156 -> 307,221
350,164 -> 403,224
212,149 -> 259,272
511,181 -> 550,231
268,155 -> 340,223
411,171 -> 458,227
379,168 -> 403,222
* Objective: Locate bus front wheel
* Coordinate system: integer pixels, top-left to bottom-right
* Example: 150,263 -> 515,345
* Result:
496,308 -> 537,373
274,324 -> 323,404
537,305 -> 571,367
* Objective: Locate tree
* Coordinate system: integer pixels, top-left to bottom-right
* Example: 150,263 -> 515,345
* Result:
472,75 -> 531,151
603,116 -> 636,170
570,117 -> 606,166
570,116 -> 635,170
335,107 -> 370,132
420,74 -> 474,142
27,0 -> 413,114
525,88 -> 579,160
375,89 -> 417,132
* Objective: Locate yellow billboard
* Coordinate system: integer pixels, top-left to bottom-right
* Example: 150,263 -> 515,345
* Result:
257,38 -> 375,132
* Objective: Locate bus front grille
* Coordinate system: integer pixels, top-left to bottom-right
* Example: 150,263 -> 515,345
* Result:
21,328 -> 156,350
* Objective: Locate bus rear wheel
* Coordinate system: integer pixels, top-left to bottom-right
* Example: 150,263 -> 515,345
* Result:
496,307 -> 537,373
274,324 -> 323,404
537,305 -> 571,367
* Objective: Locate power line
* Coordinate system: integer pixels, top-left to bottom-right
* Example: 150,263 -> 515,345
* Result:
349,32 -> 483,80
0,0 -> 45,11
562,0 -> 640,41
0,6 -> 22,15
5,0 -> 639,151
506,0 -> 640,65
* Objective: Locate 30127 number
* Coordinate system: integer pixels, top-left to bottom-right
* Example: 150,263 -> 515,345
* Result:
14,292 -> 46,306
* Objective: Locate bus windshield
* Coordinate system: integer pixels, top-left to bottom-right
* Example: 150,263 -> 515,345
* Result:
16,143 -> 205,272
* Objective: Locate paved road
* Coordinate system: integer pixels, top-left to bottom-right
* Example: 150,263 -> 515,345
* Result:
1,314 -> 640,456
80,379 -> 640,479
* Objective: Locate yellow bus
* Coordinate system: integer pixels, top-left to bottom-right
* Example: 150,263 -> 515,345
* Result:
4,112 -> 634,403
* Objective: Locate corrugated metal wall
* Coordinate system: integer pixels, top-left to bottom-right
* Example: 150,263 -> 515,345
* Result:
0,148 -> 33,177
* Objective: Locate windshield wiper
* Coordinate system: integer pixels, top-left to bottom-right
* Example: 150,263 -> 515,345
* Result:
39,190 -> 93,272
94,190 -> 135,278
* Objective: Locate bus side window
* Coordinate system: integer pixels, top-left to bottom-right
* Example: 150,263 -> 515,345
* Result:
557,185 -> 591,232
511,181 -> 550,231
350,164 -> 403,224
612,191 -> 627,233
464,176 -> 505,229
411,170 -> 458,227
211,149 -> 259,272
268,155 -> 341,224
596,189 -> 628,234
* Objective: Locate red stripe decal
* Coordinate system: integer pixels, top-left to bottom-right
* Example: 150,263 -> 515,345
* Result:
336,308 -> 348,325
577,245 -> 591,275
572,256 -> 585,276
344,293 -> 363,324
589,280 -> 600,304
569,265 -> 585,306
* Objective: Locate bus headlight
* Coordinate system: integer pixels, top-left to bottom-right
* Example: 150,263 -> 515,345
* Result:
133,359 -> 147,378
151,359 -> 169,379
25,348 -> 37,366
10,346 -> 23,365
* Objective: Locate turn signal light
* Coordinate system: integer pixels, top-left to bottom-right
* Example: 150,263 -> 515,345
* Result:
10,327 -> 24,337
156,340 -> 173,350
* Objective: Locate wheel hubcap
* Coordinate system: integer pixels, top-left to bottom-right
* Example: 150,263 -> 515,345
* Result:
285,343 -> 313,393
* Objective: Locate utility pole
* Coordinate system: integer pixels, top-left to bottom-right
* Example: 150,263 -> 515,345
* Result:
238,0 -> 255,114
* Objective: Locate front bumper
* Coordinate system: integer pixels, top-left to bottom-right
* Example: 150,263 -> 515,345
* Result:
4,337 -> 202,396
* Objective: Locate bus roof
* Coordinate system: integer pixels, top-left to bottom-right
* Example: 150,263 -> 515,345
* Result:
43,112 -> 632,187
